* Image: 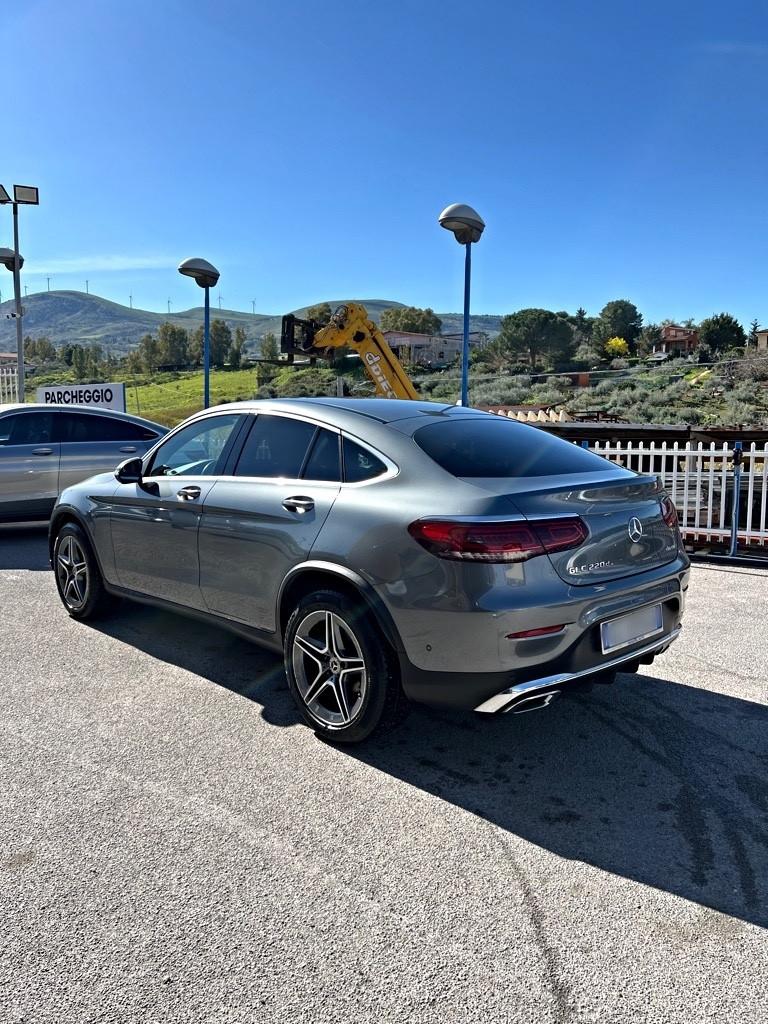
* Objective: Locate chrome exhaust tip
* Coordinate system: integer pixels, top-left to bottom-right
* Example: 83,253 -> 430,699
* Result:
506,690 -> 561,714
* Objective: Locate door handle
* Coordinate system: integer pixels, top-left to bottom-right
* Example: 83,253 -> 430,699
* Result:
32,447 -> 54,456
119,446 -> 138,453
177,485 -> 201,501
282,495 -> 315,513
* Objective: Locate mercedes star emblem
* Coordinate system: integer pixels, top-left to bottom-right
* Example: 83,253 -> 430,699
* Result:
628,517 -> 644,542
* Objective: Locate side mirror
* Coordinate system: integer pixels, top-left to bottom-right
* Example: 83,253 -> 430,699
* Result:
115,456 -> 143,484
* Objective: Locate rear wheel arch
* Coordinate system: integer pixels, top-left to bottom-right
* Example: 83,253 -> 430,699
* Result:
277,565 -> 404,654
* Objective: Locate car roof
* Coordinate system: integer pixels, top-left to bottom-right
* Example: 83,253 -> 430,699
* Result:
191,397 -> 488,433
0,403 -> 166,432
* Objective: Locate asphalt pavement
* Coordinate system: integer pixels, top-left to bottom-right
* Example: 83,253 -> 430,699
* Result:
1,524 -> 767,1023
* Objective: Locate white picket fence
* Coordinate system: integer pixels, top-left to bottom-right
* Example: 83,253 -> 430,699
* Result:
0,364 -> 18,403
590,440 -> 768,551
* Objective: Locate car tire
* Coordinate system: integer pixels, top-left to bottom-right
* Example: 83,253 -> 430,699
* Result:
284,588 -> 408,743
53,522 -> 118,621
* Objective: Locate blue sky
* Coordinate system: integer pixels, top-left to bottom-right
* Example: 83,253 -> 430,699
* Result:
2,0 -> 766,326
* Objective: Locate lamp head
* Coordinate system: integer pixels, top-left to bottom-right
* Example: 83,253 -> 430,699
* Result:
0,247 -> 23,271
178,257 -> 220,289
438,203 -> 485,244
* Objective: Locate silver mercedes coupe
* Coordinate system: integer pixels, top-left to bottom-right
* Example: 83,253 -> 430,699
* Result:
49,399 -> 689,742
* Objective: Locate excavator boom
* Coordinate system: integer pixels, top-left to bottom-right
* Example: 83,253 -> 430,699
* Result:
280,303 -> 419,400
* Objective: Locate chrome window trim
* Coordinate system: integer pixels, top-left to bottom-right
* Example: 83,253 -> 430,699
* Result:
140,408 -> 400,486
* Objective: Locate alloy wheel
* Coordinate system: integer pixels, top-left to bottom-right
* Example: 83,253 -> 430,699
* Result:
292,610 -> 368,729
56,535 -> 89,610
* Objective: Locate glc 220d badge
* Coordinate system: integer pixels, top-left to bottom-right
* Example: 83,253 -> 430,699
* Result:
568,560 -> 615,575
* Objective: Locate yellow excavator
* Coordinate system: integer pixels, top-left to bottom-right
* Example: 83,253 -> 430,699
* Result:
280,303 -> 419,400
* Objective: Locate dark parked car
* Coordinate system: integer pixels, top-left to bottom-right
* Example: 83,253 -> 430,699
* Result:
0,403 -> 166,521
49,399 -> 689,742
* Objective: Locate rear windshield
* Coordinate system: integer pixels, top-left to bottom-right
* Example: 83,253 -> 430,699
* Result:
413,418 -> 623,478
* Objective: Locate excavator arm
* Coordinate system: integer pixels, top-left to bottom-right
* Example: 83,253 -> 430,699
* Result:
280,303 -> 419,400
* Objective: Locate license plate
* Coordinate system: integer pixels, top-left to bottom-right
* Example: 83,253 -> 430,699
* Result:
600,603 -> 664,655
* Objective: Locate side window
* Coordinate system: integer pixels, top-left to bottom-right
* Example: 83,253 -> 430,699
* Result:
302,428 -> 341,482
57,412 -> 146,443
146,414 -> 241,477
0,412 -> 54,446
234,415 -> 317,478
342,437 -> 388,483
0,415 -> 18,445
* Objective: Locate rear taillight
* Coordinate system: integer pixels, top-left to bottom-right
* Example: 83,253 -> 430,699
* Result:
660,495 -> 678,529
407,517 -> 588,563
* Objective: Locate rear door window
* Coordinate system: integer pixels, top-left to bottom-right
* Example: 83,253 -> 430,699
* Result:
302,429 -> 341,481
234,415 -> 317,479
56,412 -> 152,443
413,418 -> 623,477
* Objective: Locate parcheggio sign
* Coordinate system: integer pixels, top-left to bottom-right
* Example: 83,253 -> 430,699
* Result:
35,382 -> 126,412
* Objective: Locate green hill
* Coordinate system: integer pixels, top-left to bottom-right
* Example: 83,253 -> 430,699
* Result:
0,291 -> 501,352
0,291 -> 409,352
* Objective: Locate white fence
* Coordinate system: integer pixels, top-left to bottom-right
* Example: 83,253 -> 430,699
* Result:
0,364 -> 17,403
590,441 -> 768,551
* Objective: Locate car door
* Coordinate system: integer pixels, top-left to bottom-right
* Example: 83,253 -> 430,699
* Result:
108,412 -> 246,607
57,410 -> 162,492
0,409 -> 60,520
198,414 -> 342,631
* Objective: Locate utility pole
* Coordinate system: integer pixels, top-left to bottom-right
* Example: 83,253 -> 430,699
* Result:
46,277 -> 51,292
251,299 -> 256,314
167,298 -> 171,314
24,284 -> 28,297
85,280 -> 89,295
218,294 -> 222,310
129,293 -> 133,309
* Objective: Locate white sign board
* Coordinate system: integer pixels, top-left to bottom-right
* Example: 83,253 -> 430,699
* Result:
36,382 -> 126,412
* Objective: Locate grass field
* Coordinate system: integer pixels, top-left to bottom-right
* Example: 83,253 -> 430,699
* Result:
123,369 -> 261,425
27,368 -> 263,427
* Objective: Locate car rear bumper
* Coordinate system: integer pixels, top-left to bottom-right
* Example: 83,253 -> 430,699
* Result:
473,625 -> 681,713
395,574 -> 686,711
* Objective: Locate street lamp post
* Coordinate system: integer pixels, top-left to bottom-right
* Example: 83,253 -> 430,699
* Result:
178,257 -> 220,409
438,203 -> 485,407
1,183 -> 39,402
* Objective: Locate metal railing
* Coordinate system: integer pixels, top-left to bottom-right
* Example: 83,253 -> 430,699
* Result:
589,440 -> 768,554
0,364 -> 18,403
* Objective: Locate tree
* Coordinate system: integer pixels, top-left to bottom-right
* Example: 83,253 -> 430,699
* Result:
35,336 -> 57,362
125,350 -> 144,375
306,302 -> 332,327
604,337 -> 630,358
228,326 -> 246,369
260,332 -> 279,361
380,306 -> 442,335
496,308 -> 574,369
71,345 -> 88,380
637,323 -> 661,357
189,326 -> 204,366
748,319 -> 760,349
209,319 -> 232,368
137,333 -> 160,373
592,300 -> 643,349
258,332 -> 280,382
157,322 -> 189,368
698,313 -> 746,354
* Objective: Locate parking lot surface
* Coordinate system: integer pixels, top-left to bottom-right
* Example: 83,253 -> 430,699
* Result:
2,525 -> 768,1023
